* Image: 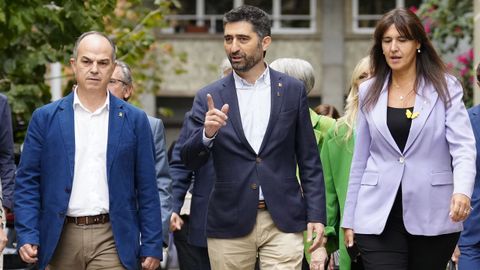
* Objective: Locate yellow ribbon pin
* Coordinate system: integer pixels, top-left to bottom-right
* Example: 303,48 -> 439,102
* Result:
405,109 -> 419,119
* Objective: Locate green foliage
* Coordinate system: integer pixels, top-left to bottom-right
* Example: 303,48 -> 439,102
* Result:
0,0 -> 186,143
416,0 -> 474,106
0,0 -> 115,141
107,0 -> 186,98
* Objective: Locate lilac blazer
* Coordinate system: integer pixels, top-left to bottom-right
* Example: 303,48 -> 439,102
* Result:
342,75 -> 476,236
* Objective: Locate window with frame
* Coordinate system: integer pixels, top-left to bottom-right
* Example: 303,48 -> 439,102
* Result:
163,0 -> 316,34
352,0 -> 423,34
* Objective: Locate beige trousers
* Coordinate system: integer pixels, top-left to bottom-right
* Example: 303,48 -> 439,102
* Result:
207,209 -> 304,270
48,222 -> 124,270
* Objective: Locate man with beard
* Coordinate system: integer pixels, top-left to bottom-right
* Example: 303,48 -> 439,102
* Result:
181,5 -> 326,269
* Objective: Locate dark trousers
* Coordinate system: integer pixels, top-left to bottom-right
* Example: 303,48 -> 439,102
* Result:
173,215 -> 211,270
355,190 -> 459,270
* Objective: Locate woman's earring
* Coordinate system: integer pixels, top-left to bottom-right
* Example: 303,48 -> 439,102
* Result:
417,48 -> 421,53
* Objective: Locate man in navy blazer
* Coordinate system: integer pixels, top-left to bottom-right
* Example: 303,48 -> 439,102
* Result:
14,32 -> 162,270
458,64 -> 480,269
181,5 -> 325,269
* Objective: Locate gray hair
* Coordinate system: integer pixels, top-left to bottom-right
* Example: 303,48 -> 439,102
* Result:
270,58 -> 315,94
115,60 -> 133,85
223,5 -> 271,39
220,57 -> 232,78
72,31 -> 116,61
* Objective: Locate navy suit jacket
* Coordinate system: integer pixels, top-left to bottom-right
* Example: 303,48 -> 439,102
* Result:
460,104 -> 480,246
0,94 -> 15,210
181,68 -> 326,238
15,93 -> 163,270
170,112 -> 215,247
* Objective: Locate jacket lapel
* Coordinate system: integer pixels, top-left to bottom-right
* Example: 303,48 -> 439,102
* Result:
58,93 -> 75,179
106,95 -> 126,179
258,70 -> 284,154
370,81 -> 402,154
219,74 -> 256,154
403,81 -> 438,153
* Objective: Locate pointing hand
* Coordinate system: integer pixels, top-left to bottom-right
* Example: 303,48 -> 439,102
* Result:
205,94 -> 229,138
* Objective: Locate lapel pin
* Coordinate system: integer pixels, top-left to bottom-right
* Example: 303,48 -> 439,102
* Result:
118,112 -> 123,117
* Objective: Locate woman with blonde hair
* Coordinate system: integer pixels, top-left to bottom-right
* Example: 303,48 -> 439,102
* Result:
315,56 -> 370,270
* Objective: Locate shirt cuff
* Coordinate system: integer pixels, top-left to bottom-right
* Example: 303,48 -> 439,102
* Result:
202,128 -> 216,147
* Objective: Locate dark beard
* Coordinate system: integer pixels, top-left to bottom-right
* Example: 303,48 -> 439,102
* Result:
229,43 -> 263,73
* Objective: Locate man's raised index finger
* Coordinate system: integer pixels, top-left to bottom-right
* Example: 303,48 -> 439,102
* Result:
207,94 -> 215,110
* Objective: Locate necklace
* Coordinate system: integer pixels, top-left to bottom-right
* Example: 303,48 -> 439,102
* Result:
399,89 -> 414,101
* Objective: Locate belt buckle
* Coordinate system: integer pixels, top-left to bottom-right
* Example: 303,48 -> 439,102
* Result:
93,215 -> 101,224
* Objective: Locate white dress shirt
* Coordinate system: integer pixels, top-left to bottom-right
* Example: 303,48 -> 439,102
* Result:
67,88 -> 110,216
234,68 -> 271,200
204,67 -> 271,200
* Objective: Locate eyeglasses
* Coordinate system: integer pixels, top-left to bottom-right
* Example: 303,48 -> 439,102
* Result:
109,78 -> 128,87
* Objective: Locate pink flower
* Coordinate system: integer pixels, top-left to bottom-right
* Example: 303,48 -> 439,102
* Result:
457,55 -> 468,65
424,22 -> 431,34
409,6 -> 418,13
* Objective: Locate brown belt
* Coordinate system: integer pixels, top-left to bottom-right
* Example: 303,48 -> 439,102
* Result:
65,214 -> 109,225
258,200 -> 267,209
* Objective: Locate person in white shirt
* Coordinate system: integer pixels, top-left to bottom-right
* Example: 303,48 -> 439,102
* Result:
15,31 -> 163,270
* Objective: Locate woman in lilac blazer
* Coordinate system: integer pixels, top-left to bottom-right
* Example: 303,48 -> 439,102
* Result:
341,8 -> 476,270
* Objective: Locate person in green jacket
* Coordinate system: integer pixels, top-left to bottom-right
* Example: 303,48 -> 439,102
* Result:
270,58 -> 337,270
317,56 -> 370,270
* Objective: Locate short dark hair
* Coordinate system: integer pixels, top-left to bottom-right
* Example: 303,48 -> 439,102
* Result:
223,5 -> 271,39
73,31 -> 116,61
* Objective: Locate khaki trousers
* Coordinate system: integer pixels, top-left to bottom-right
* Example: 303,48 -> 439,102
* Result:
48,222 -> 124,270
207,209 -> 304,270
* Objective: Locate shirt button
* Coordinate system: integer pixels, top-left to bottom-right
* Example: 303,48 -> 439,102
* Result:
256,157 -> 262,163
399,157 -> 405,164
251,183 -> 257,190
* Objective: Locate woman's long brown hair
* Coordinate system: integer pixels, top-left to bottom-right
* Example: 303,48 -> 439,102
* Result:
363,8 -> 451,111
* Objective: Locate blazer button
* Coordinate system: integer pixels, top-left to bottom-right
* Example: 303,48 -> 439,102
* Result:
65,187 -> 71,193
256,157 -> 262,163
399,156 -> 405,164
251,183 -> 258,190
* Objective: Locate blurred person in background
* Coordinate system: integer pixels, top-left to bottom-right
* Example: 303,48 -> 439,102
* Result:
0,93 -> 15,268
314,104 -> 340,120
457,62 -> 480,269
270,57 -> 333,270
318,56 -> 370,270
